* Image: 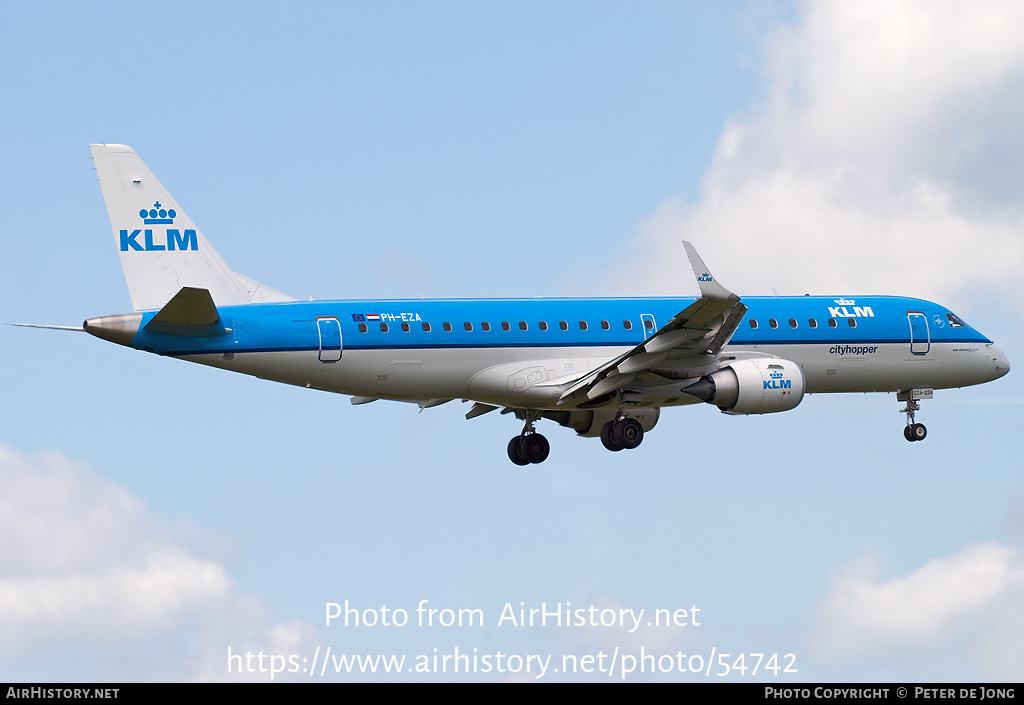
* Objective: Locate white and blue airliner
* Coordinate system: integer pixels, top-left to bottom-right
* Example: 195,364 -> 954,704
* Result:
28,145 -> 1012,464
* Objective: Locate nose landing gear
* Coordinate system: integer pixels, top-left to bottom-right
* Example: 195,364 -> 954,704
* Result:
904,422 -> 927,442
899,389 -> 932,442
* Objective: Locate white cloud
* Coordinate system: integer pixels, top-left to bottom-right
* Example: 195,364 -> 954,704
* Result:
607,0 -> 1024,306
0,445 -> 320,681
0,550 -> 230,644
813,543 -> 1024,679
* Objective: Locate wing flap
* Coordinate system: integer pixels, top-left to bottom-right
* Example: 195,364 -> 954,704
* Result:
557,241 -> 746,405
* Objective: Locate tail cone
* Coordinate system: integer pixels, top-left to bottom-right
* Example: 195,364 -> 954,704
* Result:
83,313 -> 142,347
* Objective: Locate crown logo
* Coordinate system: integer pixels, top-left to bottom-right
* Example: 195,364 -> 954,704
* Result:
140,201 -> 176,225
834,298 -> 855,305
770,371 -> 783,379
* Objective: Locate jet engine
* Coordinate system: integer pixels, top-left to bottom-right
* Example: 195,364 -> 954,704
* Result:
682,358 -> 804,414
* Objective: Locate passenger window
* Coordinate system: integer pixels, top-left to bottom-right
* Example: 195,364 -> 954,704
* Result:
808,319 -> 817,329
623,320 -> 632,330
443,322 -> 452,332
769,319 -> 778,328
601,320 -> 609,330
559,321 -> 568,331
401,322 -> 410,332
358,322 -> 368,333
539,321 -> 548,331
579,321 -> 588,331
422,322 -> 431,332
828,318 -> 837,328
749,319 -> 758,329
789,319 -> 797,328
519,321 -> 528,331
501,321 -> 511,331
848,318 -> 857,328
464,322 -> 473,331
644,319 -> 654,330
481,321 -> 490,332
380,322 -> 389,332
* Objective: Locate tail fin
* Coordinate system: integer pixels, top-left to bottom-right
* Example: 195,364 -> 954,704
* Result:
90,144 -> 295,311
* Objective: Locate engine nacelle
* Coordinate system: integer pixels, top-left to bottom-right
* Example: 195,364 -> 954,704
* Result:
683,358 -> 804,415
542,408 -> 661,437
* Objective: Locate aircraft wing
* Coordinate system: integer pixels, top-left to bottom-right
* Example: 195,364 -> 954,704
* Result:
556,241 -> 747,404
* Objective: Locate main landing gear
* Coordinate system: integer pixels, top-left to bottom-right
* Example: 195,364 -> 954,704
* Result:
600,416 -> 644,452
899,389 -> 931,442
507,411 -> 549,465
504,408 -> 649,465
508,434 -> 549,465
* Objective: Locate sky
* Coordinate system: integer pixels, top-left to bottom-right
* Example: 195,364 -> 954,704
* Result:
1,0 -> 1023,682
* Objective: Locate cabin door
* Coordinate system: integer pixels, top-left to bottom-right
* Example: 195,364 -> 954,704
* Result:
317,317 -> 343,362
908,312 -> 930,355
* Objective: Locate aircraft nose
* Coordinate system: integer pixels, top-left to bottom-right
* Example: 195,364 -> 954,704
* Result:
990,344 -> 1010,380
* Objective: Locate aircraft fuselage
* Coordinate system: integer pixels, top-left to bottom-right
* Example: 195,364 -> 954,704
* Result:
103,294 -> 1007,409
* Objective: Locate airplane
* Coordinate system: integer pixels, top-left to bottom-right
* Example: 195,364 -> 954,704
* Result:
18,144 -> 1011,465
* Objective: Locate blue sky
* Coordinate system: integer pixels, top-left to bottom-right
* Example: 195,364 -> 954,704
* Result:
2,0 -> 1024,682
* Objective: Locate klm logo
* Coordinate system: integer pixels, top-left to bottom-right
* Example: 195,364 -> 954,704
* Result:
828,298 -> 873,318
697,271 -> 713,282
120,202 -> 197,251
141,201 -> 175,224
764,370 -> 791,390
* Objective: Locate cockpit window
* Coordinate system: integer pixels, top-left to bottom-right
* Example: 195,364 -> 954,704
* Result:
946,313 -> 966,328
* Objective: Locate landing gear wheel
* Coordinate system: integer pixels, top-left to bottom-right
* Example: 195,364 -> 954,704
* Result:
899,391 -> 929,443
601,421 -> 624,451
521,433 -> 550,464
508,433 -> 550,465
507,436 -> 530,466
904,423 -> 927,442
612,418 -> 644,449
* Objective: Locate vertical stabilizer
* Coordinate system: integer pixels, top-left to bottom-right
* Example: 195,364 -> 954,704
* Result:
90,144 -> 295,311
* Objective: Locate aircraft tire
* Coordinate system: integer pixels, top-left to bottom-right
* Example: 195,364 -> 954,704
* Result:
613,418 -> 644,450
601,421 -> 624,452
521,433 -> 550,464
508,436 -> 531,466
904,423 -> 927,442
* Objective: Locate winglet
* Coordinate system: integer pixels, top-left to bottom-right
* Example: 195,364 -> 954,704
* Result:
683,241 -> 737,301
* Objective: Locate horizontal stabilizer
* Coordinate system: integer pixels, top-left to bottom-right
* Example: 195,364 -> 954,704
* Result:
143,287 -> 231,337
